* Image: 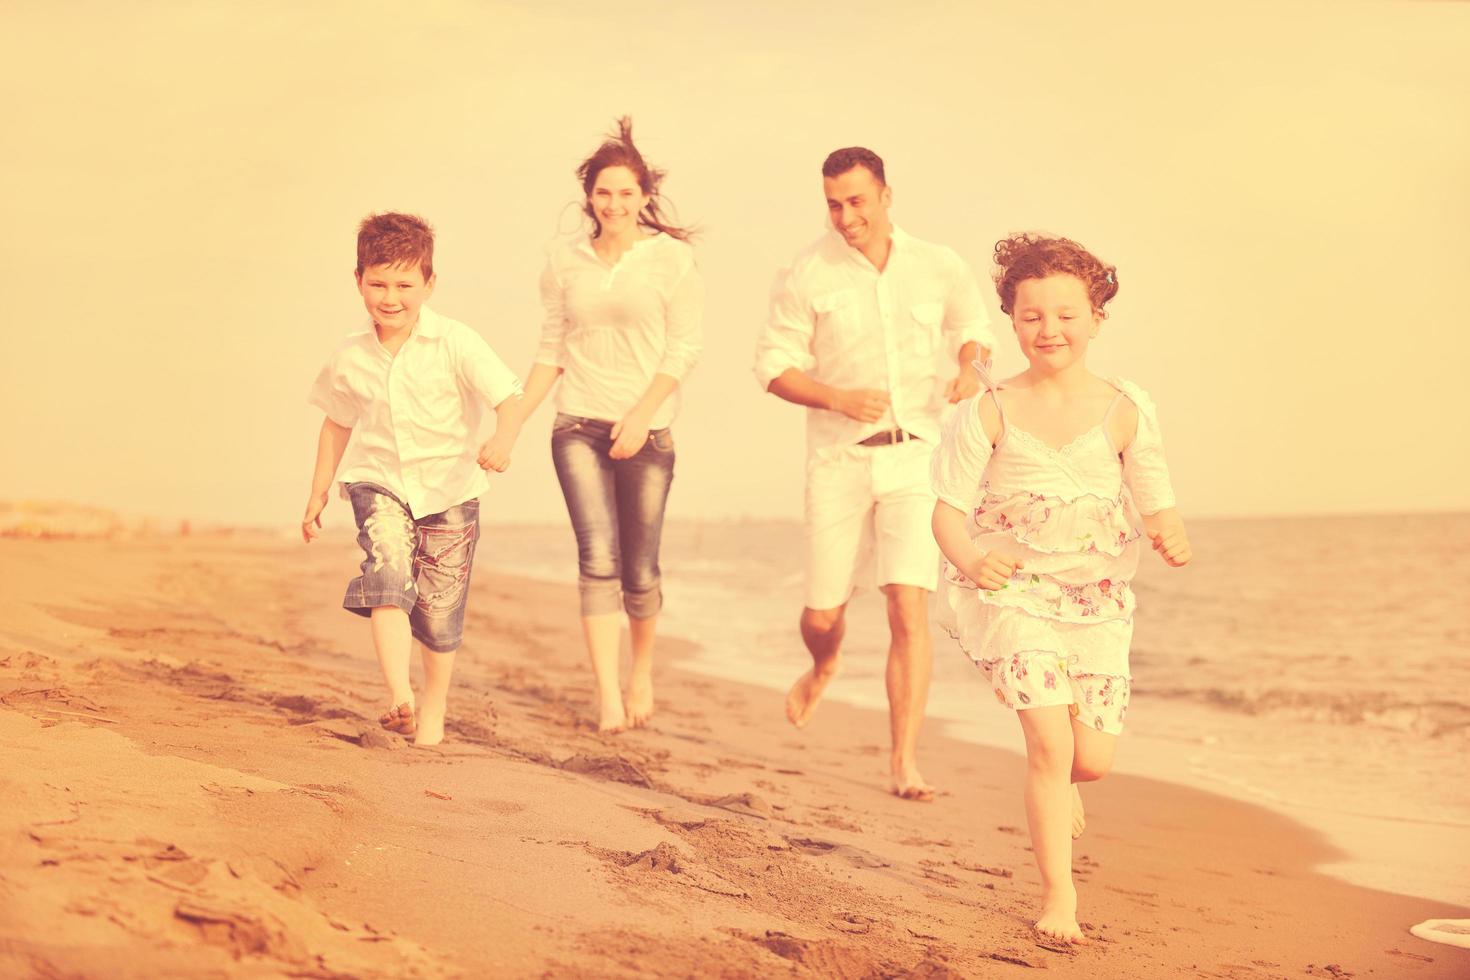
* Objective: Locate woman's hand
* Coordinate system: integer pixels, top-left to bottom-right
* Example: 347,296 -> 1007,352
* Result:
609,411 -> 652,459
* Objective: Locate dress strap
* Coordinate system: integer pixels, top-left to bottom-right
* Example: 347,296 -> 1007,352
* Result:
1099,387 -> 1127,453
971,358 -> 1008,443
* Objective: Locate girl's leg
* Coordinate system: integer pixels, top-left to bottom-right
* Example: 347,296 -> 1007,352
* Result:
415,641 -> 456,746
1067,679 -> 1122,838
552,419 -> 627,732
370,606 -> 415,729
1017,705 -> 1087,944
613,429 -> 675,728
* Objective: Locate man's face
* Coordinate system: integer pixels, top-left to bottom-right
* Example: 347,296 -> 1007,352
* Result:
823,165 -> 892,253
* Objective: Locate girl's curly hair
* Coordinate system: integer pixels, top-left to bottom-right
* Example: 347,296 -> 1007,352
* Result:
992,233 -> 1118,316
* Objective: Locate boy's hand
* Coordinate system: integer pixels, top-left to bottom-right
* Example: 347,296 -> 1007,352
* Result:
1149,528 -> 1192,567
609,411 -> 652,460
970,550 -> 1024,591
478,432 -> 515,473
301,493 -> 328,543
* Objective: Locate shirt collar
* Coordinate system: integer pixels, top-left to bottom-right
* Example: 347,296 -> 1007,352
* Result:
828,224 -> 908,269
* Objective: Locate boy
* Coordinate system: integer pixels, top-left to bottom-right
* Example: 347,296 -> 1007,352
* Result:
302,212 -> 523,746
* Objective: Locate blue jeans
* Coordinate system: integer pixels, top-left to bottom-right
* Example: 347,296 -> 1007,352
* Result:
550,413 -> 675,618
342,483 -> 480,652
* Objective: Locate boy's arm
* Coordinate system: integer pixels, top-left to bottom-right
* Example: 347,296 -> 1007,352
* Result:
1141,507 -> 1192,567
477,393 -> 526,473
302,417 -> 352,543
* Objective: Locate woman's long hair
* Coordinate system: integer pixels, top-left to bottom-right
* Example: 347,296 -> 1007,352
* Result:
576,116 -> 693,241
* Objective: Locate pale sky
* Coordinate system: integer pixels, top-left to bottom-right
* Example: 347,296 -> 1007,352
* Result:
2,0 -> 1467,527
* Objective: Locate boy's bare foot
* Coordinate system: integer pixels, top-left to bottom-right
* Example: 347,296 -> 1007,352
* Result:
414,704 -> 445,746
1035,885 -> 1087,944
1071,784 -> 1086,839
891,760 -> 936,801
625,669 -> 654,728
785,653 -> 840,728
379,702 -> 415,736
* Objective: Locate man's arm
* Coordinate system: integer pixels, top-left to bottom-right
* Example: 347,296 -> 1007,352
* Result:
767,368 -> 890,423
302,416 -> 352,542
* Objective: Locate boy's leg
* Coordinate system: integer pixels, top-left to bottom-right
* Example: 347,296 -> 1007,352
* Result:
341,484 -> 421,734
406,500 -> 480,746
614,429 -> 676,728
1017,705 -> 1088,944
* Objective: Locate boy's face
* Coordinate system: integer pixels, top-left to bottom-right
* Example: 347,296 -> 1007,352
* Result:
356,261 -> 435,333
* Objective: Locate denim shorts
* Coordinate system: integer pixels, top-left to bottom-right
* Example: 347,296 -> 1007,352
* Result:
341,483 -> 480,652
550,413 -> 675,618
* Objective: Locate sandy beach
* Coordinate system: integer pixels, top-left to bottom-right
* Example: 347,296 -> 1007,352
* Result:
2,534 -> 1465,979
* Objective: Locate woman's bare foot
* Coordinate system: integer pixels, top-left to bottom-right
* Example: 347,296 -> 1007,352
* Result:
625,669 -> 654,728
891,760 -> 936,801
1071,784 -> 1086,839
598,695 -> 627,734
379,702 -> 415,736
785,653 -> 840,728
1034,885 -> 1087,944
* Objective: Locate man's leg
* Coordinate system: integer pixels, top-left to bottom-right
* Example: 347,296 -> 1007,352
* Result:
882,583 -> 933,800
786,603 -> 847,727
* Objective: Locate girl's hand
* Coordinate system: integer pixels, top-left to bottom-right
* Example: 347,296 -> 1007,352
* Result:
1149,528 -> 1192,567
609,413 -> 651,460
478,431 -> 515,472
971,550 -> 1024,590
301,493 -> 328,544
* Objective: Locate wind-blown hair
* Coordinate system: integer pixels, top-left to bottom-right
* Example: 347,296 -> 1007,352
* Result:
577,116 -> 692,241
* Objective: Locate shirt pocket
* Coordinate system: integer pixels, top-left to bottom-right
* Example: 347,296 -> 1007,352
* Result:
910,301 -> 944,357
812,288 -> 859,346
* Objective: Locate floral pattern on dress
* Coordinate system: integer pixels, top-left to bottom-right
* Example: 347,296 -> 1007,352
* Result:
978,650 -> 1129,735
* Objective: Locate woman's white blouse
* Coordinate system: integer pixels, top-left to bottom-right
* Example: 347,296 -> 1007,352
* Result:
535,233 -> 703,429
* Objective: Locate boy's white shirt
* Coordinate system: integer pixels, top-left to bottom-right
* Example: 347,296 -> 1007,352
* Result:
308,305 -> 523,519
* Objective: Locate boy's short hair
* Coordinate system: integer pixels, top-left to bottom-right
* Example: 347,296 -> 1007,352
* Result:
356,212 -> 434,281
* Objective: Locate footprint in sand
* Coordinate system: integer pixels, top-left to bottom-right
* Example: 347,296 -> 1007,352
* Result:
783,836 -> 890,869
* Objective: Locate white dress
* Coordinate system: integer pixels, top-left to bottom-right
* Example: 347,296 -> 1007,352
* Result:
930,364 -> 1176,732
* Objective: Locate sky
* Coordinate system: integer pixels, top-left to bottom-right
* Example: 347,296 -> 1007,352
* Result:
2,0 -> 1467,527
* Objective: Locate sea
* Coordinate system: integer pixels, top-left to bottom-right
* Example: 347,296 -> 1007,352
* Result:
480,513 -> 1470,908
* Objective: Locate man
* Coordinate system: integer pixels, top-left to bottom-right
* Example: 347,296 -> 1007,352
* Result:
754,147 -> 994,800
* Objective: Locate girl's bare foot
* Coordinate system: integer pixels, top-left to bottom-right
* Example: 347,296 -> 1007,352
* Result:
1071,784 -> 1086,839
785,653 -> 840,728
379,702 -> 415,736
625,669 -> 654,728
1035,884 -> 1087,944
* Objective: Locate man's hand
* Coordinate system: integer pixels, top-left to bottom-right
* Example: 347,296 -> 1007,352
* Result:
1149,528 -> 1192,567
969,550 -> 1024,591
609,410 -> 652,460
478,432 -> 514,472
831,388 -> 891,423
943,364 -> 981,403
301,492 -> 328,544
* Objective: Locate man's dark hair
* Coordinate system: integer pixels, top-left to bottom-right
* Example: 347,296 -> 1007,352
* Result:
822,147 -> 886,185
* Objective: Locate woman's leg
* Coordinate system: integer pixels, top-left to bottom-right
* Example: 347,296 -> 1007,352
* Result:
1017,705 -> 1087,944
613,429 -> 675,728
552,418 -> 628,732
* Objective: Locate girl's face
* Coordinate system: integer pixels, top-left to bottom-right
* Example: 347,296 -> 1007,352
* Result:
589,165 -> 649,237
1011,274 -> 1102,372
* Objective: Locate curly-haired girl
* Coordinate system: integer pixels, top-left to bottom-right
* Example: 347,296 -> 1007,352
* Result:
930,233 -> 1192,943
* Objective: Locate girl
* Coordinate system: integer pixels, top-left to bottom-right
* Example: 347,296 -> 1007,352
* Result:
515,117 -> 702,733
930,234 -> 1191,943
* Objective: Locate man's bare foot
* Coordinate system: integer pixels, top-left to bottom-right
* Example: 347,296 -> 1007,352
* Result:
785,654 -> 840,728
379,702 -> 415,736
625,670 -> 654,728
1034,885 -> 1087,944
890,761 -> 936,802
414,704 -> 445,746
1071,784 -> 1086,839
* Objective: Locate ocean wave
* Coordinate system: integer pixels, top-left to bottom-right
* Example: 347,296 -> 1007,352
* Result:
1141,685 -> 1470,738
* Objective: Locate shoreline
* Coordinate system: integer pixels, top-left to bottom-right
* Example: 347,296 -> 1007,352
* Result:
1,536 -> 1465,977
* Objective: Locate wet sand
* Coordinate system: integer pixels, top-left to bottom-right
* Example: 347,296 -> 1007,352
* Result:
1,536 -> 1465,978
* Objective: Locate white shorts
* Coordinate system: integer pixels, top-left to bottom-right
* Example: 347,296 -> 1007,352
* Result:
804,439 -> 940,610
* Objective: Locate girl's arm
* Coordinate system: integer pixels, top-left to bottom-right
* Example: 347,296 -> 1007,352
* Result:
1141,508 -> 1192,567
933,501 -> 1024,590
302,417 -> 352,543
1114,383 -> 1190,567
929,391 -> 1020,589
